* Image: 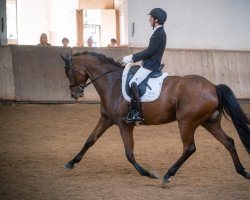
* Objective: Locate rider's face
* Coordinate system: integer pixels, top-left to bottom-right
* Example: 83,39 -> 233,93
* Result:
149,16 -> 155,27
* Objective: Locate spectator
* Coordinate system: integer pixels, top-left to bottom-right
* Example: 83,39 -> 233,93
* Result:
62,37 -> 69,47
87,36 -> 93,47
107,38 -> 117,47
38,33 -> 51,46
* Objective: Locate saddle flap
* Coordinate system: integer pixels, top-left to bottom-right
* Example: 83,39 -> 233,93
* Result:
125,65 -> 163,97
122,63 -> 168,102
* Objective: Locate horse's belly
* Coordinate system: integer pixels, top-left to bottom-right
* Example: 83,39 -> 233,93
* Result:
142,103 -> 176,125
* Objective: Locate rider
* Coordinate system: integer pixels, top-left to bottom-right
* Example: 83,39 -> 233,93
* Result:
122,8 -> 167,123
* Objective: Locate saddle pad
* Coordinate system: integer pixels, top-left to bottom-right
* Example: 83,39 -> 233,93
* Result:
122,63 -> 168,102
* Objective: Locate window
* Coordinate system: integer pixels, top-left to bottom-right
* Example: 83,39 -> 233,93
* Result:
6,0 -> 17,44
84,9 -> 101,47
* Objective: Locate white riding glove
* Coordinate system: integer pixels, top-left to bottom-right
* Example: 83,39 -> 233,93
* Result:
123,54 -> 133,64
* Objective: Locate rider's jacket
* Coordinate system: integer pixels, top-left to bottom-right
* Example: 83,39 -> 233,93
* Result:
132,26 -> 167,71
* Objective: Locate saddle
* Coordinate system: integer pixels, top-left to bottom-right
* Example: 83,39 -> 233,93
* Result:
125,64 -> 164,97
122,63 -> 168,103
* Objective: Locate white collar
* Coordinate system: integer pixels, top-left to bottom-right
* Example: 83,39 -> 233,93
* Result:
153,25 -> 162,33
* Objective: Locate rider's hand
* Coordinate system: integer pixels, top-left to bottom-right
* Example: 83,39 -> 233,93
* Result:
123,54 -> 133,64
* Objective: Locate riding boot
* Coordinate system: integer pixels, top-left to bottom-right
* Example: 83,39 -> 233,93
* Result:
123,82 -> 144,123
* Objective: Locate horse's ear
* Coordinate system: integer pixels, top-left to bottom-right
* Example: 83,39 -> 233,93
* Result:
59,54 -> 68,63
65,53 -> 72,66
59,54 -> 71,69
66,53 -> 70,58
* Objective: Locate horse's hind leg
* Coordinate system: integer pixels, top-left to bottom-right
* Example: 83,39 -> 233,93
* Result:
202,116 -> 250,179
162,122 -> 196,187
119,124 -> 159,179
64,115 -> 114,169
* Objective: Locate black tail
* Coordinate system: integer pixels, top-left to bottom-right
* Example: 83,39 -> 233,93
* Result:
216,84 -> 250,154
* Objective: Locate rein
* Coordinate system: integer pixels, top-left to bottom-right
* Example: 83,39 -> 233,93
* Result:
79,68 -> 123,90
67,64 -> 123,91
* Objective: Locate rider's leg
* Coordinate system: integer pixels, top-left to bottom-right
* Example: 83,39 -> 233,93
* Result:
127,82 -> 143,122
124,67 -> 152,123
130,82 -> 141,112
129,66 -> 152,87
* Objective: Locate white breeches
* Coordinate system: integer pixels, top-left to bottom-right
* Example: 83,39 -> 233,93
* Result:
129,66 -> 152,87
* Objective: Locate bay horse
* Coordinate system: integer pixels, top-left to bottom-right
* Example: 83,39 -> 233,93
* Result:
60,51 -> 250,187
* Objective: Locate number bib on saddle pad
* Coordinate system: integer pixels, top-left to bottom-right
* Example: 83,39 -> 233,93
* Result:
122,63 -> 168,102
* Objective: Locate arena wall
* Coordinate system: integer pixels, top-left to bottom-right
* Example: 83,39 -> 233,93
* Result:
0,46 -> 249,102
0,46 -> 15,100
10,45 -> 72,102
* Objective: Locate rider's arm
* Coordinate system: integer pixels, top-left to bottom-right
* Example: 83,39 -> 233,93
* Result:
132,30 -> 163,62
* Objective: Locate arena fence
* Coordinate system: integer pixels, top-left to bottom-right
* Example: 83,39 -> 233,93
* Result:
0,45 -> 249,102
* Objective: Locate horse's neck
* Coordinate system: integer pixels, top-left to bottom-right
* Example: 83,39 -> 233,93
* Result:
86,63 -> 123,100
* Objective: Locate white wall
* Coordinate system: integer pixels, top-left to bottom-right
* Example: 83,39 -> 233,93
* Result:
101,9 -> 117,47
17,0 -> 78,46
48,0 -> 78,46
17,0 -> 49,45
114,0 -> 128,45
128,0 -> 250,50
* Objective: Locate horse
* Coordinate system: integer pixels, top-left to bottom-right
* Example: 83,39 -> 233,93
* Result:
60,51 -> 250,187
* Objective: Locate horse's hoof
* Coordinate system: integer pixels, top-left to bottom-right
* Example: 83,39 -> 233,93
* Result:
135,122 -> 141,127
64,163 -> 74,169
160,178 -> 170,188
246,172 -> 250,180
149,170 -> 160,179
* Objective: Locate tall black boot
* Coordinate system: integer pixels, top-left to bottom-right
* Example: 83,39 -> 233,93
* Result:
122,82 -> 144,123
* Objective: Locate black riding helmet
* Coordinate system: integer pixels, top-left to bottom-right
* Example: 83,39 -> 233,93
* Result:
149,8 -> 167,24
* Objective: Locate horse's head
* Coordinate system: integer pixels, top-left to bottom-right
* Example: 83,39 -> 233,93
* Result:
60,54 -> 89,100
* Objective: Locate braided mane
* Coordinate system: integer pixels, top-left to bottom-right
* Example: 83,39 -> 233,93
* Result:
73,51 -> 124,68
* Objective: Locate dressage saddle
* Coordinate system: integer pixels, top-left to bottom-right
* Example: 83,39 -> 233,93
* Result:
125,64 -> 164,97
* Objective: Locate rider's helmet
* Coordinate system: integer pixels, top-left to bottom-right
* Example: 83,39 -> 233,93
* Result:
149,8 -> 167,24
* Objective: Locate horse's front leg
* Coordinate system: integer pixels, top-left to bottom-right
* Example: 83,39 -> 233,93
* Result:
64,115 -> 114,169
119,124 -> 159,179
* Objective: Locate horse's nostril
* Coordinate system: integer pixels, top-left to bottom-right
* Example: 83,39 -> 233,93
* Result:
71,95 -> 74,98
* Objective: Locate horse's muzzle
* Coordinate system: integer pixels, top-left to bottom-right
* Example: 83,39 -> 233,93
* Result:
71,92 -> 83,100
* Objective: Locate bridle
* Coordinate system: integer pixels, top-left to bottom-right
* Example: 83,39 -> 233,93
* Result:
66,64 -> 86,91
65,61 -> 124,91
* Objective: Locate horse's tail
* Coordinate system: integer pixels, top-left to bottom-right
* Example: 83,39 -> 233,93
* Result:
216,84 -> 250,154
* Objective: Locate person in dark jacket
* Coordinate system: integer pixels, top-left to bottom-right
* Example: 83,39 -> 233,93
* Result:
122,8 -> 167,123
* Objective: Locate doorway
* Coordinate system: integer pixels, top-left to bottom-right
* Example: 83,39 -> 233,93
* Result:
77,8 -> 118,47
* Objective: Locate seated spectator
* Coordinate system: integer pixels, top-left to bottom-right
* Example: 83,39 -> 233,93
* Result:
62,37 -> 69,47
87,36 -> 93,47
107,38 -> 117,47
38,33 -> 51,46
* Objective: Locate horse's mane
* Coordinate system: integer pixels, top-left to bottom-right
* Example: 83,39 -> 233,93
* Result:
72,51 -> 124,68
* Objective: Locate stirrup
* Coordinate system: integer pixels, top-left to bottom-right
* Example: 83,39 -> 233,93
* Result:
122,111 -> 144,124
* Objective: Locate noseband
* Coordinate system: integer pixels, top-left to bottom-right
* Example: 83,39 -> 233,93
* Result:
66,64 -> 85,91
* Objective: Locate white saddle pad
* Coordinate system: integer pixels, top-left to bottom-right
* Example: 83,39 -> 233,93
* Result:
122,63 -> 168,102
